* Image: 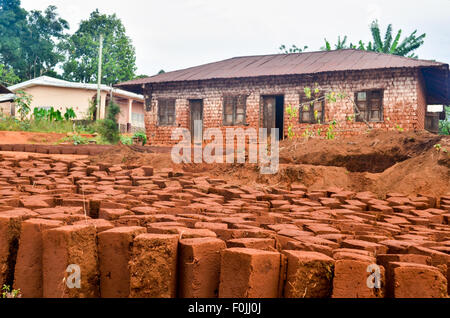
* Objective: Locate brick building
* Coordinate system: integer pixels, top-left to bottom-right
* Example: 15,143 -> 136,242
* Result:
117,49 -> 449,145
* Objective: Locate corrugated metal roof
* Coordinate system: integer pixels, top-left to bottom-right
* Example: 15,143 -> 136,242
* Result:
117,49 -> 448,87
0,93 -> 15,102
0,84 -> 12,94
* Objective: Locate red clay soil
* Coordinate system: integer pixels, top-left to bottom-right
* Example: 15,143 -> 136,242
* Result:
89,130 -> 450,198
0,131 -> 66,145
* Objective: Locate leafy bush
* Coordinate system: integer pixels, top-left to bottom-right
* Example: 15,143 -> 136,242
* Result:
120,135 -> 133,145
64,107 -> 76,121
98,100 -> 121,144
439,106 -> 450,135
14,90 -> 32,120
133,131 -> 147,145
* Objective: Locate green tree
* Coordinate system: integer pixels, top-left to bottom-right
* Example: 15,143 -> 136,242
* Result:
0,1 -> 68,80
14,90 -> 32,120
0,63 -> 19,86
24,6 -> 69,79
320,20 -> 426,58
364,20 -> 426,58
279,44 -> 308,54
0,0 -> 28,76
62,9 -> 137,85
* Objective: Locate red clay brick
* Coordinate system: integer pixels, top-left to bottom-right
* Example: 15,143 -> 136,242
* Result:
129,234 -> 179,298
42,224 -> 99,298
98,226 -> 147,298
13,219 -> 63,297
283,250 -> 335,298
219,248 -> 281,298
178,237 -> 227,298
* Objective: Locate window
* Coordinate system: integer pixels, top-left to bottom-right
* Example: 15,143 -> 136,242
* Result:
132,112 -> 145,128
299,94 -> 325,124
223,95 -> 247,126
355,90 -> 384,122
158,99 -> 176,126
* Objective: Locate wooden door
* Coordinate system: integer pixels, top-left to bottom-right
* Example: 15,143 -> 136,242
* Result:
190,100 -> 203,143
263,96 -> 276,135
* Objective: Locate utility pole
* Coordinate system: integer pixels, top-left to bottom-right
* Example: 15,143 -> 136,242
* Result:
96,34 -> 104,121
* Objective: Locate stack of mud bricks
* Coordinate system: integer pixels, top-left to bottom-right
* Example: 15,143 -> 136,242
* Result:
0,153 -> 449,298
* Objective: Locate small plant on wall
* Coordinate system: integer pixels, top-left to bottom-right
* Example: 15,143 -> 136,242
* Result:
285,104 -> 298,139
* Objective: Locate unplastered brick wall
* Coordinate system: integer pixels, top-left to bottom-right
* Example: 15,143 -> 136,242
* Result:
143,68 -> 426,145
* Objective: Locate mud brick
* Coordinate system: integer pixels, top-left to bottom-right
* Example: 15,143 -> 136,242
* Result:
378,240 -> 417,254
0,209 -> 38,286
195,222 -> 228,230
42,224 -> 99,298
417,194 -> 437,208
386,197 -> 412,207
407,245 -> 450,267
333,251 -> 376,263
389,262 -> 447,298
371,205 -> 394,214
98,226 -> 147,298
286,240 -> 333,257
377,253 -> 431,283
306,224 -> 340,235
226,238 -> 276,251
392,205 -> 415,213
291,184 -> 307,192
129,234 -> 179,298
320,198 -> 342,209
13,219 -> 63,298
178,237 -> 227,298
283,251 -> 335,298
341,239 -> 388,255
332,260 -> 385,298
99,208 -> 133,221
34,206 -> 84,216
20,196 -> 54,210
72,219 -> 114,233
219,248 -> 281,298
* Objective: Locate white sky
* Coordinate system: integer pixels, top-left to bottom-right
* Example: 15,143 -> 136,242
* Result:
21,0 -> 450,77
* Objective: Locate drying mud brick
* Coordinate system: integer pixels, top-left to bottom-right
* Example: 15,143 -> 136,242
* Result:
178,237 -> 227,298
129,234 -> 179,298
13,219 -> 63,298
42,224 -> 99,298
283,250 -> 334,298
332,260 -> 385,298
389,262 -> 448,298
0,210 -> 37,286
219,248 -> 281,298
98,226 -> 147,298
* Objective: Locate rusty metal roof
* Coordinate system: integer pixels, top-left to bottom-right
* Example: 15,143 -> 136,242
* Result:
117,49 -> 448,88
0,84 -> 12,94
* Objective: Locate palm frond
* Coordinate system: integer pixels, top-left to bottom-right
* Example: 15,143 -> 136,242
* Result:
370,20 -> 383,51
383,24 -> 393,53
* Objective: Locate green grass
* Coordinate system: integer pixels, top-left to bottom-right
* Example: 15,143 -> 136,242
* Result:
0,115 -> 97,134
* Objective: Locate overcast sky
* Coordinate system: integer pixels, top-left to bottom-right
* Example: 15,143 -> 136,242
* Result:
22,0 -> 450,76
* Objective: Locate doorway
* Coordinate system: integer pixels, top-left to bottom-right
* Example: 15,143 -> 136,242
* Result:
262,95 -> 284,140
189,99 -> 203,143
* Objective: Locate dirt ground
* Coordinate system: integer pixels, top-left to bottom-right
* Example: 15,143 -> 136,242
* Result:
87,130 -> 450,199
0,131 -> 67,145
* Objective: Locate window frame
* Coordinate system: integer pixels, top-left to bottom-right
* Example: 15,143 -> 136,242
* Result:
222,94 -> 248,126
299,93 -> 325,124
157,98 -> 176,127
354,89 -> 384,123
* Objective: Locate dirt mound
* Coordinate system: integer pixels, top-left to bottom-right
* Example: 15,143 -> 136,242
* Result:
279,130 -> 443,173
90,131 -> 449,199
90,144 -> 175,170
